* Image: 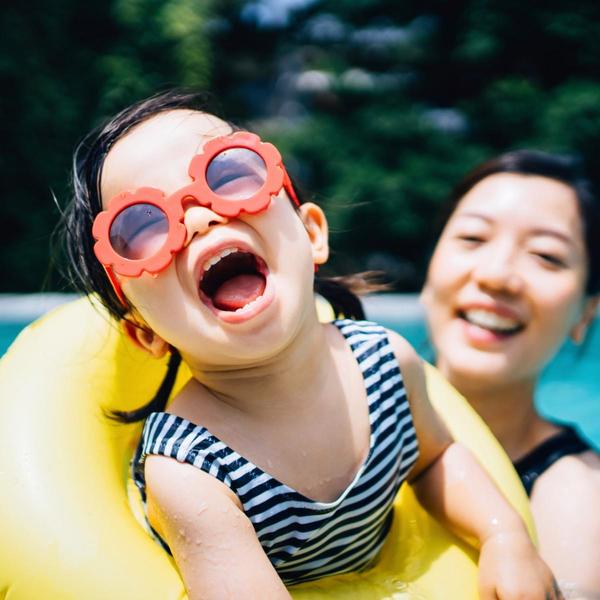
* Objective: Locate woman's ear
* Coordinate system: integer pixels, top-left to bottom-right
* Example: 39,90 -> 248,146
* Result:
570,295 -> 599,345
121,319 -> 169,358
298,202 -> 329,265
419,284 -> 431,309
419,271 -> 435,310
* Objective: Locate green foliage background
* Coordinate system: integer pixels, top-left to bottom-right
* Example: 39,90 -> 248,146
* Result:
2,0 -> 600,291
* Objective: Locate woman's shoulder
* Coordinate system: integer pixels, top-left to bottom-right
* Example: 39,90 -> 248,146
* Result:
515,425 -> 595,494
530,449 -> 600,590
533,447 -> 600,502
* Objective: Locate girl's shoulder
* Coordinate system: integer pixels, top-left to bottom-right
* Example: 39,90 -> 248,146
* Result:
331,317 -> 387,335
332,318 -> 412,351
332,318 -> 424,397
158,376 -> 216,426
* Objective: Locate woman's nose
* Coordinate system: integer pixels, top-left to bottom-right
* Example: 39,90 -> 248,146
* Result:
184,204 -> 228,245
472,246 -> 523,295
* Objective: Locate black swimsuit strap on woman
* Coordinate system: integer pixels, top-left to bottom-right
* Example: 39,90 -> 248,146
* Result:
514,425 -> 593,496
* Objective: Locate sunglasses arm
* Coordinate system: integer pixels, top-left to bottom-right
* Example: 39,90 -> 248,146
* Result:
282,168 -> 300,207
102,265 -> 129,308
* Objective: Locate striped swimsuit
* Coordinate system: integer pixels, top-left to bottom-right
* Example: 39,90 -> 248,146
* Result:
132,319 -> 419,585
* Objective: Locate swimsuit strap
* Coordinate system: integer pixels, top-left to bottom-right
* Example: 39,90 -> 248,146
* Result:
513,426 -> 592,496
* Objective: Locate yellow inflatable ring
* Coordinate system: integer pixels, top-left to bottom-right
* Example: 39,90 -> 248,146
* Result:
0,297 -> 535,599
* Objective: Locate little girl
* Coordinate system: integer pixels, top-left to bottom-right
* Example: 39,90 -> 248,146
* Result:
63,90 -> 560,600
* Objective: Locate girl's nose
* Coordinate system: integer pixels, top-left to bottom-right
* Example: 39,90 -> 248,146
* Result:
184,204 -> 228,245
472,247 -> 523,295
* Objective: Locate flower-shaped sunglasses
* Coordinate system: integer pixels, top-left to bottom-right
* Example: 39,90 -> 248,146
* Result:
92,131 -> 300,303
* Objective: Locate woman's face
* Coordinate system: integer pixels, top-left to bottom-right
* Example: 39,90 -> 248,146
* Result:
422,173 -> 593,389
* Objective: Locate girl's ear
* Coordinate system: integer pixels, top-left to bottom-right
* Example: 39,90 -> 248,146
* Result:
570,295 -> 599,345
121,319 -> 169,358
299,202 -> 329,265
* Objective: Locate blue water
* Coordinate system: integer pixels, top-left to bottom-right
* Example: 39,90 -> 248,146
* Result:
1,322 -> 29,354
2,295 -> 598,448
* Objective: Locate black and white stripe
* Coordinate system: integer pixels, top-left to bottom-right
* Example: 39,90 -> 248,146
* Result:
132,319 -> 419,585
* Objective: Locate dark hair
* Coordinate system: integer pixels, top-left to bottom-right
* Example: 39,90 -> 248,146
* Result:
437,149 -> 600,295
59,89 -> 375,423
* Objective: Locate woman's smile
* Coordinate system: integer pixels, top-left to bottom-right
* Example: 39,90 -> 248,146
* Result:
456,305 -> 526,347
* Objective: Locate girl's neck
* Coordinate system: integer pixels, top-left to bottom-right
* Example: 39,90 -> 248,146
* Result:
438,369 -> 560,461
186,315 -> 338,419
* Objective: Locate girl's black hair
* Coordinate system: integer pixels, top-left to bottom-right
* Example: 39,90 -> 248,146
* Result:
59,88 -> 377,423
436,149 -> 600,295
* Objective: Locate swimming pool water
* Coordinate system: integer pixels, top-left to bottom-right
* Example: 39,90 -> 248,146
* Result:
1,322 -> 28,355
2,294 -> 598,447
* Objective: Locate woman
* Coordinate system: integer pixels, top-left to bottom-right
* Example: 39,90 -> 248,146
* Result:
421,150 -> 600,596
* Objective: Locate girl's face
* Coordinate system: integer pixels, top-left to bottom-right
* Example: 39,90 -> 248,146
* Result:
100,110 -> 328,368
422,173 -> 595,389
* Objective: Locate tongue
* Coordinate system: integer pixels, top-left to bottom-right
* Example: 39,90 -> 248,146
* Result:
212,274 -> 266,311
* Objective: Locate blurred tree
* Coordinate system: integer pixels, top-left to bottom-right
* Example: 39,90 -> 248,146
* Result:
1,0 -> 599,291
0,0 -> 212,292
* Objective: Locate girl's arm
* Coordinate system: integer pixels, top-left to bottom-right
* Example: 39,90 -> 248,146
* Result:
144,455 -> 291,600
388,330 -> 562,600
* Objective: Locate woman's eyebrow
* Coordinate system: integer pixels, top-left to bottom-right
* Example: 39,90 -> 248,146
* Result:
529,227 -> 575,246
454,211 -> 493,223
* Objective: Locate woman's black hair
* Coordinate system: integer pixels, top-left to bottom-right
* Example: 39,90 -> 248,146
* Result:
436,149 -> 600,295
59,88 -> 376,423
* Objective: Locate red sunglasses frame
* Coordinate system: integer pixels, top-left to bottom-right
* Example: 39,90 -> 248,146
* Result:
92,132 -> 300,304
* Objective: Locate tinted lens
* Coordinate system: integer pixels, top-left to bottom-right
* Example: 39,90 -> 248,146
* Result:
109,203 -> 169,260
206,148 -> 267,200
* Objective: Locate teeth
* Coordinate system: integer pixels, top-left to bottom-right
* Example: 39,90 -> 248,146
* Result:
463,309 -> 522,332
234,295 -> 263,313
203,247 -> 239,272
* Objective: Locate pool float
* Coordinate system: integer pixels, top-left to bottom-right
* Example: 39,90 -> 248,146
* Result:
0,296 -> 535,600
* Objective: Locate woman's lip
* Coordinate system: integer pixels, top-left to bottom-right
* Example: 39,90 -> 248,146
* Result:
452,302 -> 527,348
457,302 -> 525,322
459,318 -> 520,348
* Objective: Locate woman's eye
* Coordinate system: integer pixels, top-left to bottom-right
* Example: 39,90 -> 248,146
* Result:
534,252 -> 565,267
457,234 -> 485,244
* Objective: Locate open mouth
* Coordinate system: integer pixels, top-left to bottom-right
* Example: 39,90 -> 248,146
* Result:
199,247 -> 267,312
458,309 -> 524,336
